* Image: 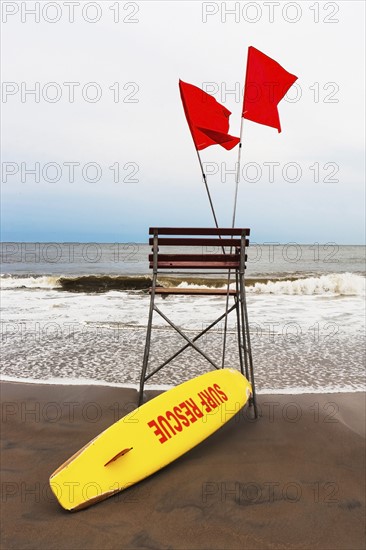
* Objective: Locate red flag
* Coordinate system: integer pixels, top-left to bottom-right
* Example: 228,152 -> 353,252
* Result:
179,80 -> 240,150
243,46 -> 297,133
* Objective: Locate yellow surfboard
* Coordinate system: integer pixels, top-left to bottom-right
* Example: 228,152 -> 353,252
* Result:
50,369 -> 252,511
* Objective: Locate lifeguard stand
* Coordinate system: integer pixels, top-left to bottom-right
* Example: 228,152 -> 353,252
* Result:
138,227 -> 257,417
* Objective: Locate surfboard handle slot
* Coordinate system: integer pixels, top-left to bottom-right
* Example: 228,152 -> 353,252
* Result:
104,447 -> 133,467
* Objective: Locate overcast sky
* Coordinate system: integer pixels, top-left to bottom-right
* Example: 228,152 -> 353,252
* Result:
1,1 -> 365,243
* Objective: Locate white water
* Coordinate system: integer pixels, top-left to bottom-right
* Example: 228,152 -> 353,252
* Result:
249,273 -> 365,296
1,280 -> 365,392
0,274 -> 61,289
1,272 -> 365,296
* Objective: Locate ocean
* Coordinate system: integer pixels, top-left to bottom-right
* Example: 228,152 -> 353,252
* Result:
1,242 -> 365,393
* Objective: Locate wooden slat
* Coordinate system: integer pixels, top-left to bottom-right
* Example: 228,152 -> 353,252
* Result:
148,254 -> 240,263
149,227 -> 250,236
151,288 -> 237,296
148,253 -> 247,270
149,238 -> 249,247
150,261 -> 240,270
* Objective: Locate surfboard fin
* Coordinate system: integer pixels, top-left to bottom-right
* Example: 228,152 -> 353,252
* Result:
104,447 -> 133,467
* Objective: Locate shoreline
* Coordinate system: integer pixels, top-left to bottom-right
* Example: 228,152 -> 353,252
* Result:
1,374 -> 364,394
1,380 -> 365,549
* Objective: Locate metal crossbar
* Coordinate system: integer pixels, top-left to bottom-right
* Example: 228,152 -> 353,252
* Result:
144,302 -> 237,381
153,305 -> 221,370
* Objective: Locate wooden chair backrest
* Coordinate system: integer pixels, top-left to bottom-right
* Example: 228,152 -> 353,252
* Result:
148,227 -> 250,271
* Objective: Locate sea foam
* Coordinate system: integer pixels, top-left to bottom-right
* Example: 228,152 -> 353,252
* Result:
249,273 -> 365,296
0,274 -> 61,289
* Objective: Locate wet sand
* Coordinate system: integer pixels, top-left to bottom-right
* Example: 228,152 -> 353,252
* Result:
1,381 -> 365,550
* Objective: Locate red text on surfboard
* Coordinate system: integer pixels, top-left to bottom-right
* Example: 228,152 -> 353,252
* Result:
147,384 -> 228,444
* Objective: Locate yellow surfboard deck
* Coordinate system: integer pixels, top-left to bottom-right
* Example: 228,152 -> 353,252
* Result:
50,369 -> 252,510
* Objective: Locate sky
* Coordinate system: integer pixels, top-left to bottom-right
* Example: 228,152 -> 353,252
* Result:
1,0 -> 365,244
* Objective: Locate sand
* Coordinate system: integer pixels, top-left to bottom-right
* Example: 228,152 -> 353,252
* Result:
1,381 -> 365,550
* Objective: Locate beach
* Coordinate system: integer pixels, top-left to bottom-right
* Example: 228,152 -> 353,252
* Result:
1,380 -> 365,550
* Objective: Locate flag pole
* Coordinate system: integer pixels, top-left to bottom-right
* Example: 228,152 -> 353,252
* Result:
195,149 -> 220,229
221,118 -> 244,368
232,46 -> 250,226
232,117 -> 244,227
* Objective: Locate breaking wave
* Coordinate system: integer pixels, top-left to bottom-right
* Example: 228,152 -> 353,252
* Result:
248,273 -> 365,296
1,272 -> 364,296
0,274 -> 152,292
0,274 -> 61,290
